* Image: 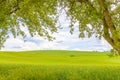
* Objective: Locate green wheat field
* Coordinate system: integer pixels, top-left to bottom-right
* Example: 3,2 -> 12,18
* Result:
0,50 -> 120,80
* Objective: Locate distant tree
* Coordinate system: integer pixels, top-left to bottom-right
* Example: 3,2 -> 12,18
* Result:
0,0 -> 120,54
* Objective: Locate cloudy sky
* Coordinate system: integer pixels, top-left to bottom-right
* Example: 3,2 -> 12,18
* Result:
1,11 -> 112,51
2,28 -> 112,51
2,24 -> 112,52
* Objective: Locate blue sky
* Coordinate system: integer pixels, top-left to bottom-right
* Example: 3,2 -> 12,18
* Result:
2,25 -> 112,51
1,11 -> 112,51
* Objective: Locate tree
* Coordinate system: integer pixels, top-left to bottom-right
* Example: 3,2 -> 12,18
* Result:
0,0 -> 120,54
0,0 -> 58,48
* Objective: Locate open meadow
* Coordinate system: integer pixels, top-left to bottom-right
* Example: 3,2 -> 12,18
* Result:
0,50 -> 120,80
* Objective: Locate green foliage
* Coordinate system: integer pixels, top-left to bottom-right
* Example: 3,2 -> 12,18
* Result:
0,0 -> 120,50
0,0 -> 59,48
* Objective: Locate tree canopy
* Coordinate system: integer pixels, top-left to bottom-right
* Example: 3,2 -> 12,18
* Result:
0,0 -> 120,54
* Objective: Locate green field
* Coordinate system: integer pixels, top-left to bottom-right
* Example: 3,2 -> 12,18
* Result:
0,50 -> 120,80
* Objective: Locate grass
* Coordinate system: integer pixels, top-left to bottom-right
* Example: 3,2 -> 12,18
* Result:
0,50 -> 120,80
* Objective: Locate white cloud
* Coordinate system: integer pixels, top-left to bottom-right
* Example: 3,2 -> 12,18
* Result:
21,42 -> 40,50
2,38 -> 24,51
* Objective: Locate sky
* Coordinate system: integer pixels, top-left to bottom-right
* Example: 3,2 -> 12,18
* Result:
1,24 -> 112,51
1,10 -> 112,51
1,28 -> 112,51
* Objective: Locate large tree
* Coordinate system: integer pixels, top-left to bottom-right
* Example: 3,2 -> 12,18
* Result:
0,0 -> 120,54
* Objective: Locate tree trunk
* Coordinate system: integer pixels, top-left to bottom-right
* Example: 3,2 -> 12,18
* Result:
100,0 -> 120,55
103,18 -> 120,55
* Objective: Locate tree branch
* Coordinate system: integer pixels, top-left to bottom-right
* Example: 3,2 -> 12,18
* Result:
77,0 -> 96,11
9,7 -> 20,14
100,0 -> 116,31
9,0 -> 23,14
